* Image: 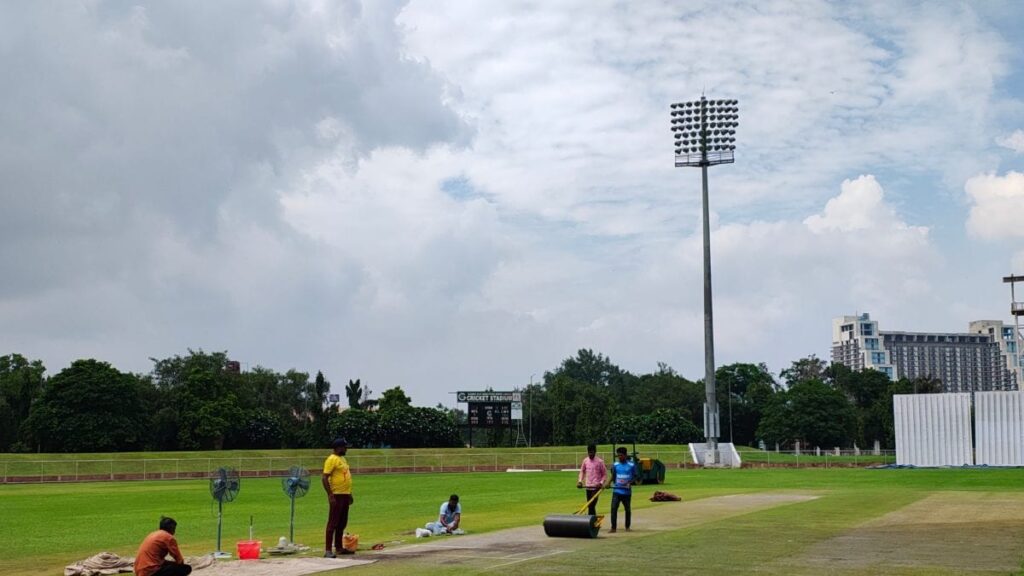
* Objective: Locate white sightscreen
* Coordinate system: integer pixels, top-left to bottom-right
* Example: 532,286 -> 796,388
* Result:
975,391 -> 1024,466
893,393 -> 972,466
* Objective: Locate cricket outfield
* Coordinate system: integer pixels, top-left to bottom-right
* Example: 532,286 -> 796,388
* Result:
1,466 -> 1023,575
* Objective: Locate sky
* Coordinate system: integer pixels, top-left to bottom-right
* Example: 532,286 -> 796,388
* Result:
3,0 -> 1024,408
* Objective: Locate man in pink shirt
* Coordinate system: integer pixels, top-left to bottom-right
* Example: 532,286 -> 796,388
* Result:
576,444 -> 607,516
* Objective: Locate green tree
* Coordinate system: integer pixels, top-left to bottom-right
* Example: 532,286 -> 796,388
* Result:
0,354 -> 46,452
907,376 -> 943,394
609,408 -> 703,444
241,408 -> 284,448
413,407 -> 463,447
547,375 -> 612,445
630,363 -> 703,423
606,415 -> 644,444
546,349 -> 637,413
826,364 -> 891,447
715,362 -> 778,446
328,408 -> 379,448
379,407 -> 462,448
279,369 -> 312,445
755,390 -> 795,448
150,350 -> 244,450
547,349 -> 624,387
379,386 -> 412,412
301,371 -> 331,448
780,355 -> 828,387
792,379 -> 856,447
758,379 -> 856,448
521,383 -> 552,446
232,366 -> 307,448
827,364 -> 889,409
541,350 -> 632,445
646,408 -> 703,443
314,371 -> 331,406
345,379 -> 363,410
26,359 -> 147,452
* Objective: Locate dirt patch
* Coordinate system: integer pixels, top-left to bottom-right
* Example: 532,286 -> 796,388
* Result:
784,492 -> 1024,573
196,557 -> 374,575
362,493 -> 818,571
636,492 -> 819,531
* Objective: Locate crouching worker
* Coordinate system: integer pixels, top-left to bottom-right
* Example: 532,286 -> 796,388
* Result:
134,516 -> 191,576
417,494 -> 463,536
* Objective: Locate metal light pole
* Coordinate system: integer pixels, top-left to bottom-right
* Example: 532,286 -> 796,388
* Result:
1004,275 -> 1024,390
528,373 -> 535,447
670,96 -> 738,465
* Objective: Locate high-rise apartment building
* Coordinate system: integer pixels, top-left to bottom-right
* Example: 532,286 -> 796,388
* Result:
832,314 -> 895,378
831,313 -> 1018,392
969,320 -> 1023,389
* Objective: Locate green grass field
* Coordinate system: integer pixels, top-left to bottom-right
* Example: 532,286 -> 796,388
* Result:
2,462 -> 1023,576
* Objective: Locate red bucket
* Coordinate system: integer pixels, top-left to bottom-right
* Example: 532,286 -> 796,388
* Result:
237,540 -> 261,560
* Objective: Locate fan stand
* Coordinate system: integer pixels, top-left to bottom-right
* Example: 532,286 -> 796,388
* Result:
289,492 -> 297,545
282,468 -> 309,547
213,498 -> 232,559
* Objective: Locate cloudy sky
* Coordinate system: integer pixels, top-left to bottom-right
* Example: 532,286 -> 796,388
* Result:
3,0 -> 1024,407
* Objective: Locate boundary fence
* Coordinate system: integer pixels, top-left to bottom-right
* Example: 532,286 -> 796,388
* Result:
0,448 -> 896,484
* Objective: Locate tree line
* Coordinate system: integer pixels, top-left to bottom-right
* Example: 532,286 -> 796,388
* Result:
0,349 -> 940,453
524,350 -> 939,450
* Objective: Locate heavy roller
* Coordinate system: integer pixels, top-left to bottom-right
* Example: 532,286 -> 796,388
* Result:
542,487 -> 604,538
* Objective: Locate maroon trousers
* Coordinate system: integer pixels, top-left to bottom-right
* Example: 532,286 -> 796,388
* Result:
325,493 -> 353,552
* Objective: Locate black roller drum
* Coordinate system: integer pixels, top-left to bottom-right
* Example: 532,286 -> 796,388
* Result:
542,514 -> 601,538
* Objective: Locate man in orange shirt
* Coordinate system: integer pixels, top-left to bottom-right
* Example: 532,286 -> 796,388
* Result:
134,516 -> 191,576
322,437 -> 354,557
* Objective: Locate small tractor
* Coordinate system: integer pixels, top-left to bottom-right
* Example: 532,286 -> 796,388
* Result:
611,439 -> 666,484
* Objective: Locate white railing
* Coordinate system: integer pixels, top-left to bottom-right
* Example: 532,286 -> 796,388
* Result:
0,448 -> 896,484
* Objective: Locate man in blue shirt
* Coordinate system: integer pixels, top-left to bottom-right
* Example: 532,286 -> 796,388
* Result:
423,494 -> 462,535
606,447 -> 637,533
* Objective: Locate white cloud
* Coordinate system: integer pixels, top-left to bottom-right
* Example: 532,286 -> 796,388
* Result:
997,130 -> 1024,153
281,146 -> 506,312
965,171 -> 1024,239
885,5 -> 1007,109
0,1 -> 470,383
705,175 -> 934,359
805,175 -> 908,233
0,1 -> 1021,406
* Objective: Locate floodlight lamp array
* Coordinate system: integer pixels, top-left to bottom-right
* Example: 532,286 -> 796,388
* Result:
670,98 -> 738,166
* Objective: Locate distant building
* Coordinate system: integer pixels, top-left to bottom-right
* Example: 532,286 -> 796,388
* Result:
831,313 -> 1018,392
969,320 -> 1023,389
832,314 -> 895,379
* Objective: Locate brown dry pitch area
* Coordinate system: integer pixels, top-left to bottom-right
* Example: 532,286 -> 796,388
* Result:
780,492 -> 1024,573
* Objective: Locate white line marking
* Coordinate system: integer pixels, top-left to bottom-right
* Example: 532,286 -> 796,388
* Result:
481,549 -> 569,570
370,543 -> 572,566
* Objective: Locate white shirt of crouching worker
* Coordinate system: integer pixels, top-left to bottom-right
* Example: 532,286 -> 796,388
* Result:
424,500 -> 461,535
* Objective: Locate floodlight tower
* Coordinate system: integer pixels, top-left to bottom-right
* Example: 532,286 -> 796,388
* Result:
670,96 -> 738,465
1004,274 -> 1024,389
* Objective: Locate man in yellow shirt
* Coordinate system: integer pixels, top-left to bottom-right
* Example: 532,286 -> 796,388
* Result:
322,437 -> 354,557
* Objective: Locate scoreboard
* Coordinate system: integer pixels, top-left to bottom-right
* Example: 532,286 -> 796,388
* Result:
467,402 -> 511,427
458,391 -> 521,429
